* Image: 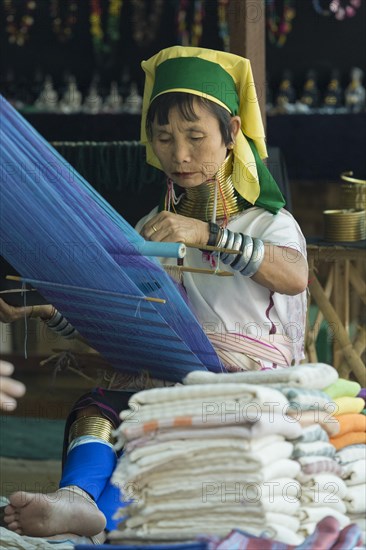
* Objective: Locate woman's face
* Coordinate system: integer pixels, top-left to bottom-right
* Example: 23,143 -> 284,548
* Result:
150,98 -> 233,188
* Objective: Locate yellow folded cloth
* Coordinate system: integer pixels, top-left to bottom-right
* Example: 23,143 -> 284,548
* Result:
333,397 -> 365,416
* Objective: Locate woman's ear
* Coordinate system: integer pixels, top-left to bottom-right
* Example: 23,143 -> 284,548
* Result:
229,116 -> 242,141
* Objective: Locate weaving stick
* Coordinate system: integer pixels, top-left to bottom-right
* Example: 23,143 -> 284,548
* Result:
6,275 -> 167,304
185,242 -> 240,254
164,266 -> 233,277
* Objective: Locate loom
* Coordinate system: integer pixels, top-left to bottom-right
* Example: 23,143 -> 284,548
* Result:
0,95 -> 224,381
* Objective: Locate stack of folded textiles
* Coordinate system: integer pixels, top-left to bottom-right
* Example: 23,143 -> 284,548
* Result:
109,364 -> 364,548
185,363 -> 352,540
281,388 -> 349,538
110,380 -> 305,545
323,380 -> 366,544
336,444 -> 366,544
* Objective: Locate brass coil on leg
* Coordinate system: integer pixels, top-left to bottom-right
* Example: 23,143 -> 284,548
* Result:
69,416 -> 115,444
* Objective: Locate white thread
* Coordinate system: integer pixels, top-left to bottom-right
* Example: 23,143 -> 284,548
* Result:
22,282 -> 28,360
212,178 -> 218,223
134,299 -> 142,318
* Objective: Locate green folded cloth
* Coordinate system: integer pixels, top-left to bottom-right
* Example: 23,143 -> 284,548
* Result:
323,378 -> 361,400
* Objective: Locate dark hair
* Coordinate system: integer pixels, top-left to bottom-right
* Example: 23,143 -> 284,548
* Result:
146,92 -> 233,146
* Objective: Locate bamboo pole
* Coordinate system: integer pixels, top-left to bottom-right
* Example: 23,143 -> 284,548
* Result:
349,262 -> 366,306
308,271 -> 366,385
338,326 -> 366,380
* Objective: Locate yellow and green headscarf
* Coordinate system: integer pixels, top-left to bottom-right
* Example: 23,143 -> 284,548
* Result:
141,46 -> 285,214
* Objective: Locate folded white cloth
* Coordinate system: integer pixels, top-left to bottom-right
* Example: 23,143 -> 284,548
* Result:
142,476 -> 300,502
266,512 -> 300,532
301,473 -> 348,499
127,382 -> 287,408
300,490 -> 347,513
344,483 -> 366,514
336,444 -> 366,465
263,458 -> 301,482
183,363 -> 338,390
109,521 -> 304,545
294,424 -> 329,443
120,411 -> 302,443
0,528 -> 74,549
111,506 -> 304,545
297,506 -> 350,527
342,459 -> 366,486
128,434 -> 284,462
113,440 -> 294,485
292,441 -> 336,459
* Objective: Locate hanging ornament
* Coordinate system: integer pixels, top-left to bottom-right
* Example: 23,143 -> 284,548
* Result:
130,0 -> 164,47
106,0 -> 123,42
50,0 -> 78,42
176,0 -> 205,47
312,0 -> 332,16
329,0 -> 361,20
177,0 -> 190,46
191,0 -> 205,47
4,0 -> 36,46
266,0 -> 296,47
218,0 -> 230,52
89,0 -> 123,57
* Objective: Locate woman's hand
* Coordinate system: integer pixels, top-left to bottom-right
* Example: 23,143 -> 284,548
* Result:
141,211 -> 210,246
0,298 -> 54,323
0,360 -> 26,411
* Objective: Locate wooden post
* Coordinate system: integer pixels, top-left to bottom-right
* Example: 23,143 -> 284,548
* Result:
308,270 -> 366,385
228,0 -> 266,124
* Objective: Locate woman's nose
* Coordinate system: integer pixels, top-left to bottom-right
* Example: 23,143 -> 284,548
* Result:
172,141 -> 191,163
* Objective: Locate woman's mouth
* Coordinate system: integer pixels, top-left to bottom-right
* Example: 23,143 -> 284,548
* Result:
173,172 -> 197,178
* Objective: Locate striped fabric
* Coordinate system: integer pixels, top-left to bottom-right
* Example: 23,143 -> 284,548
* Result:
208,332 -> 292,369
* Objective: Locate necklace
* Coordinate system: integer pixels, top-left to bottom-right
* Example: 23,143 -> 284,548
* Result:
89,0 -> 123,56
173,153 -> 245,222
312,0 -> 332,16
176,0 -> 206,47
131,0 -> 164,47
4,0 -> 36,46
266,0 -> 296,47
329,0 -> 361,20
218,0 -> 230,52
50,0 -> 78,42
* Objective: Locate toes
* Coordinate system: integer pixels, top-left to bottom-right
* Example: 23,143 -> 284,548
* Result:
6,520 -> 21,532
9,491 -> 33,508
3,512 -> 17,523
4,504 -> 16,515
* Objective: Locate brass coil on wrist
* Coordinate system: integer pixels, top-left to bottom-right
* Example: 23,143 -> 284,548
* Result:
69,416 -> 115,444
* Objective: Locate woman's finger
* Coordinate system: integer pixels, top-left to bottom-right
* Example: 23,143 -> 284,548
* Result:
0,376 -> 26,398
0,360 -> 14,376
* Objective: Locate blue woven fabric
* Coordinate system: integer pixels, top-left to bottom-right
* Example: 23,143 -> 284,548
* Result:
0,94 -> 223,382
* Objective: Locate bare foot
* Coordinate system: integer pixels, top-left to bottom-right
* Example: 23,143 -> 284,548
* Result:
4,489 -> 106,537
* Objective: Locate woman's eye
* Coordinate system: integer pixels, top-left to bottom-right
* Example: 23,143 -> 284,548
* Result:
191,136 -> 204,141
